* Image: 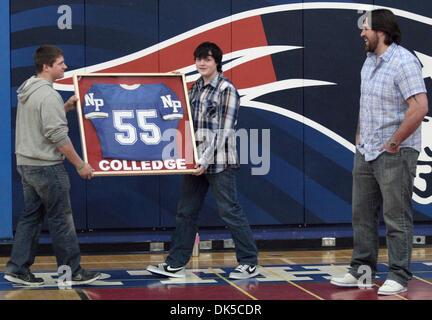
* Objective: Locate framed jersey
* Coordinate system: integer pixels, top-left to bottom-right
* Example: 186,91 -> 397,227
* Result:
73,73 -> 198,176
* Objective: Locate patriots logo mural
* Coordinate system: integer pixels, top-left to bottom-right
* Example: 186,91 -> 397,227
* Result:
10,1 -> 432,229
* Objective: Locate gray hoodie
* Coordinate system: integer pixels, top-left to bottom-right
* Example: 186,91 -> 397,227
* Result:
15,76 -> 71,166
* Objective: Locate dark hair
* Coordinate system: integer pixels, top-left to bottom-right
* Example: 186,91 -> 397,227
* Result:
369,9 -> 402,45
193,42 -> 223,72
34,45 -> 64,73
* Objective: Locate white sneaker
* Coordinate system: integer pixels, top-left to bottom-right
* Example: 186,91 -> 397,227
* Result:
330,273 -> 358,287
146,263 -> 186,278
330,273 -> 373,288
377,280 -> 407,295
229,265 -> 259,279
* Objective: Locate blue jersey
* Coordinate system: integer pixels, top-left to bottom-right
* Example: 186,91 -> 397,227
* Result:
83,83 -> 183,161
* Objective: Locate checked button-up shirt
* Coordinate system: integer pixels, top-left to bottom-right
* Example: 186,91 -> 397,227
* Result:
358,43 -> 427,161
189,72 -> 240,174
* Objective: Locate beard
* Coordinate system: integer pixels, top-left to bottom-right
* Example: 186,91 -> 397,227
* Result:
365,32 -> 378,53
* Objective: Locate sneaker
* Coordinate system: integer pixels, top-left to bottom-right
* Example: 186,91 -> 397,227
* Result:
377,280 -> 407,295
4,272 -> 44,286
229,264 -> 259,279
330,272 -> 373,288
147,263 -> 186,278
70,269 -> 101,285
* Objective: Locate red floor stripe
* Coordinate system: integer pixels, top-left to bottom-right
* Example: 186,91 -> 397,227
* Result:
84,279 -> 432,300
85,284 -> 254,300
242,283 -> 321,300
295,280 -> 432,300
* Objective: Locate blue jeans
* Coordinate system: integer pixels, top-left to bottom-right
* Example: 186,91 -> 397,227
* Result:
166,168 -> 258,267
6,164 -> 81,275
350,149 -> 419,286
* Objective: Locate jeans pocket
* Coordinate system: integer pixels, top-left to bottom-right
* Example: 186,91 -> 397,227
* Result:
401,148 -> 419,178
21,165 -> 48,184
382,151 -> 401,169
21,165 -> 45,175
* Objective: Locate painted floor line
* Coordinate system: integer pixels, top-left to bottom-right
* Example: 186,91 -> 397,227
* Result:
412,275 -> 432,286
259,266 -> 324,300
209,267 -> 258,300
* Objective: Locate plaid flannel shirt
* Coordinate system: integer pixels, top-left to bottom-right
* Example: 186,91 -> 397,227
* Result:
189,72 -> 240,174
358,43 -> 427,161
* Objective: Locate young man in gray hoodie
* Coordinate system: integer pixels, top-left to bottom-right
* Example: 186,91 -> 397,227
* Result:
4,45 -> 101,286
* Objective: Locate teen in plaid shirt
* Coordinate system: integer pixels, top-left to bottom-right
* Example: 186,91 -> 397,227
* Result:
147,42 -> 259,280
189,63 -> 240,174
331,9 -> 429,295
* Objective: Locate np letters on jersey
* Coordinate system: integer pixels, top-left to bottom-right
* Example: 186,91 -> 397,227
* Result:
73,73 -> 198,176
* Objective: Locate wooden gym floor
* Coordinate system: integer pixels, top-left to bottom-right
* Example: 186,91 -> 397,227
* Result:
0,247 -> 431,301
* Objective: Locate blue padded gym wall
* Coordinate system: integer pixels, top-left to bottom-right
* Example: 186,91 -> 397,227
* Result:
7,1 -> 432,237
0,0 -> 12,239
